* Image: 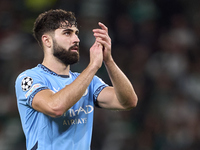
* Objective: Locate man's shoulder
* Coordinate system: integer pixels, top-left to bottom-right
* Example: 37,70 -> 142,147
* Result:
17,66 -> 40,79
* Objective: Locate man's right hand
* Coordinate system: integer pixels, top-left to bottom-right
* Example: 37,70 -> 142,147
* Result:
89,41 -> 103,70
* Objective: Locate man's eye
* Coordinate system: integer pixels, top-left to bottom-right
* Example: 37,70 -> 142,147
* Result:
65,32 -> 70,35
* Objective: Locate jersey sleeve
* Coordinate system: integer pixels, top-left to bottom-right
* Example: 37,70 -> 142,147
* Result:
15,70 -> 49,107
92,75 -> 109,107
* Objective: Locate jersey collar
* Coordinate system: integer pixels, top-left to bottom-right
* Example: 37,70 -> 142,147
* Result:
37,64 -> 70,78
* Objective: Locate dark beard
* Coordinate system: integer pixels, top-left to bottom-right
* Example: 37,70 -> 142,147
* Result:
53,40 -> 79,66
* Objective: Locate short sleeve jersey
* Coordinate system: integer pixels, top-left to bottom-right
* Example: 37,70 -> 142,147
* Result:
15,64 -> 108,150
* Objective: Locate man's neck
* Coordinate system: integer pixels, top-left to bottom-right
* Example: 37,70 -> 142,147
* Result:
42,57 -> 70,76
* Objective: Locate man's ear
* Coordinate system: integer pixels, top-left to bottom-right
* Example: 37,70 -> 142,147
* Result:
42,34 -> 52,48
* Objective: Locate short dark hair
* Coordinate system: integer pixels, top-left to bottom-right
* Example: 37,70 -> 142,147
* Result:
33,9 -> 77,46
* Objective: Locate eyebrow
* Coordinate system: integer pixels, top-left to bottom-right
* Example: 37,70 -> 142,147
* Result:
62,28 -> 79,34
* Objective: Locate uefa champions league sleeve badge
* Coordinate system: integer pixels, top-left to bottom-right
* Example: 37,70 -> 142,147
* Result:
21,77 -> 33,91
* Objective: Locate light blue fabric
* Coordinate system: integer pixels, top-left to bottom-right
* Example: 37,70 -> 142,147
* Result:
15,64 -> 108,150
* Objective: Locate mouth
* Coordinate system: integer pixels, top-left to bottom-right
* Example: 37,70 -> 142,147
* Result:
70,45 -> 79,52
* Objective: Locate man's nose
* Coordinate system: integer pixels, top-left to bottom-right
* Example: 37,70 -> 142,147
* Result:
74,34 -> 80,43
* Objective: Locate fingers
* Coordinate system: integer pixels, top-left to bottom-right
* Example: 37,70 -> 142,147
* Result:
92,39 -> 103,50
96,38 -> 108,47
93,33 -> 109,42
92,22 -> 112,63
93,22 -> 108,34
98,22 -> 108,32
96,41 -> 103,49
92,22 -> 111,53
93,28 -> 107,34
93,34 -> 111,46
93,22 -> 111,45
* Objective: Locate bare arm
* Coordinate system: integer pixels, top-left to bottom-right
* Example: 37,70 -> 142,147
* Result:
93,22 -> 138,110
98,60 -> 138,110
32,42 -> 103,117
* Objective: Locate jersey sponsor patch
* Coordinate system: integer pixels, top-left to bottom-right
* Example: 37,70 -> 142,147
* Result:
25,83 -> 42,98
21,77 -> 33,91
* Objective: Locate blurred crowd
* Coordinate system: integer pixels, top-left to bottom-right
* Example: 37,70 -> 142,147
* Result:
0,0 -> 200,150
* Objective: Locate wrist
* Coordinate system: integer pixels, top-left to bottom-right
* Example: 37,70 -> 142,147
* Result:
104,57 -> 114,66
88,62 -> 101,73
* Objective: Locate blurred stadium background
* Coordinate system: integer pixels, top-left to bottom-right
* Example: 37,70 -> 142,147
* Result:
1,0 -> 200,150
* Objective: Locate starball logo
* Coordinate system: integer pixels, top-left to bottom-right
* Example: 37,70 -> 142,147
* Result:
63,105 -> 94,126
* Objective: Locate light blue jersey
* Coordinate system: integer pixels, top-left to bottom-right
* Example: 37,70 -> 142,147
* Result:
15,64 -> 108,150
